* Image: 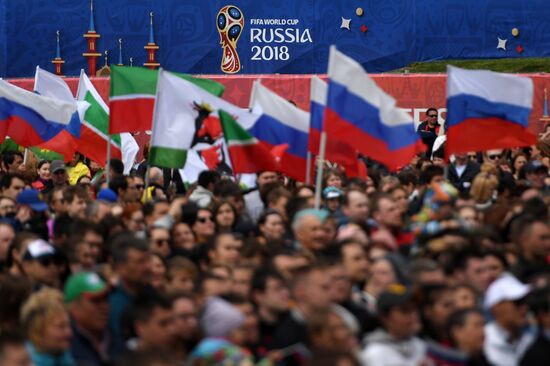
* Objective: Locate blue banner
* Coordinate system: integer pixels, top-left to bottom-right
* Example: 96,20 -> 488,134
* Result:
1,0 -> 550,77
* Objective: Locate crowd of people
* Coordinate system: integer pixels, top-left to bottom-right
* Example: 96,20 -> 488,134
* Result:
0,120 -> 550,366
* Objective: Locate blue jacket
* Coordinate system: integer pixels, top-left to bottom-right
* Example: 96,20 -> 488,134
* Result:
27,342 -> 76,366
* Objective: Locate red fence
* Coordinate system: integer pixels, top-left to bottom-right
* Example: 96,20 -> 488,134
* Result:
8,73 -> 550,150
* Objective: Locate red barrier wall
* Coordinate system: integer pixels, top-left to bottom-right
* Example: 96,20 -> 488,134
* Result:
8,73 -> 550,148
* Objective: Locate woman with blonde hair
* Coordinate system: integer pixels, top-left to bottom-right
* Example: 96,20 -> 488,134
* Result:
469,165 -> 499,210
20,288 -> 75,366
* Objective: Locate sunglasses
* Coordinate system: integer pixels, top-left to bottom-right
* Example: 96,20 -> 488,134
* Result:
135,184 -> 145,190
154,238 -> 170,246
197,216 -> 213,223
428,114 -> 438,118
37,257 -> 61,267
468,154 -> 477,159
488,154 -> 502,160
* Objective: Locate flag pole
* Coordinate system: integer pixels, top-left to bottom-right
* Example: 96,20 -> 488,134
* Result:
314,132 -> 327,209
23,148 -> 29,165
106,136 -> 111,185
306,152 -> 312,185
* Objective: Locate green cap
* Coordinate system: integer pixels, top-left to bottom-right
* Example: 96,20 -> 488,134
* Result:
64,272 -> 108,303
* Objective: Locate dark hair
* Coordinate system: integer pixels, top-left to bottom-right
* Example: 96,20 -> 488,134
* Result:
251,268 -> 285,293
510,215 -> 550,243
0,331 -> 26,360
529,286 -> 550,319
53,214 -> 75,241
257,209 -> 283,226
483,247 -> 509,269
0,275 -> 32,333
397,170 -> 418,187
322,168 -> 345,188
420,165 -> 445,185
447,308 -> 483,345
109,175 -> 128,195
197,170 -> 221,189
2,152 -> 23,168
129,293 -> 172,325
0,173 -> 25,190
109,158 -> 125,176
214,179 -> 242,198
63,185 -> 88,204
36,160 -> 50,171
212,199 -> 238,229
116,350 -> 178,366
426,107 -> 438,116
110,232 -> 149,264
306,349 -> 361,366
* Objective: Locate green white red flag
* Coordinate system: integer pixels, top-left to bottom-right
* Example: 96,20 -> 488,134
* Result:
109,66 -> 224,134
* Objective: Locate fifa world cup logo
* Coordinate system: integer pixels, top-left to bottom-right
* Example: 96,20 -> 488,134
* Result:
217,6 -> 244,74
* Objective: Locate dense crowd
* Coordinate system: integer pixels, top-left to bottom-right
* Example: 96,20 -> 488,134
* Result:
1,126 -> 550,366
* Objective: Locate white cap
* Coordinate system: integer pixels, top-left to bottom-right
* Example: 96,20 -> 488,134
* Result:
484,274 -> 531,309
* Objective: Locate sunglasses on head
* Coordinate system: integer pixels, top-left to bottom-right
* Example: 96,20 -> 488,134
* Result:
197,216 -> 213,223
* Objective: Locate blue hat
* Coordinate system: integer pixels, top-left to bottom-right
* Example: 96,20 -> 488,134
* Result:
323,186 -> 343,200
96,188 -> 117,203
16,189 -> 48,212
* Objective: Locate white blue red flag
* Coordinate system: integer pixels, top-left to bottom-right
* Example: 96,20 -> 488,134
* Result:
250,81 -> 309,181
446,66 -> 536,156
324,46 -> 424,171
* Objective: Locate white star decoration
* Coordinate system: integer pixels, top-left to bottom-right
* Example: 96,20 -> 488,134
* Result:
497,38 -> 508,51
340,17 -> 351,30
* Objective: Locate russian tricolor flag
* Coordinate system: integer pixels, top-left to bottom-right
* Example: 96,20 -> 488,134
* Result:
324,47 -> 424,171
250,81 -> 309,181
0,79 -> 77,148
308,76 -> 325,156
446,66 -> 537,156
308,76 -> 366,178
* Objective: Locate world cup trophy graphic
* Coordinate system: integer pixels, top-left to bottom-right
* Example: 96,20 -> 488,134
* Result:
217,5 -> 244,74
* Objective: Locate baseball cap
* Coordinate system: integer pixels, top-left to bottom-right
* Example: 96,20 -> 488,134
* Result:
16,189 -> 48,212
64,272 -> 109,303
50,160 -> 66,174
22,239 -> 59,261
96,188 -> 118,203
377,283 -> 415,314
485,274 -> 531,309
323,186 -> 343,200
524,160 -> 548,174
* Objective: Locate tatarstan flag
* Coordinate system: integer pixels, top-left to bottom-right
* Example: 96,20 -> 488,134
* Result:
109,66 -> 225,134
76,70 -> 122,166
219,110 -> 278,174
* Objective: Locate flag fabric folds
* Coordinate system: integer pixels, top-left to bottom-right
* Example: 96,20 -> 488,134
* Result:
250,81 -> 309,181
219,109 -> 278,174
76,70 -> 138,169
109,66 -> 225,134
150,69 -> 258,169
33,66 -> 88,160
308,76 -> 365,178
34,66 -> 85,138
445,66 -> 536,156
324,46 -> 424,171
0,79 -> 77,148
